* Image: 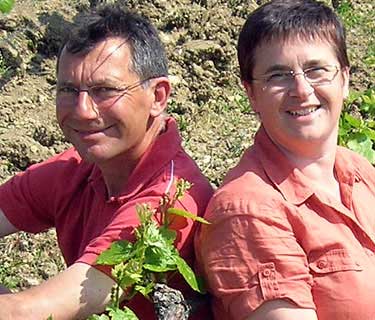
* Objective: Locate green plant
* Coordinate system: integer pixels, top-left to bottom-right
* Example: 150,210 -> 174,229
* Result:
88,179 -> 209,320
364,42 -> 375,68
0,0 -> 14,14
0,53 -> 10,78
233,92 -> 252,114
336,0 -> 363,28
339,88 -> 375,163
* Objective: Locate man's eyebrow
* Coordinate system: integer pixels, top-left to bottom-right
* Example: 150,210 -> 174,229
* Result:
89,79 -> 123,86
56,80 -> 75,87
56,78 -> 123,88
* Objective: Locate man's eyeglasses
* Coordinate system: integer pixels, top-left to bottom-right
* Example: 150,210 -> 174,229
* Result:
56,78 -> 150,109
251,65 -> 340,89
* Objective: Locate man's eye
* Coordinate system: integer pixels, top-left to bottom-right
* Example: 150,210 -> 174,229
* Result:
91,86 -> 122,97
57,86 -> 76,94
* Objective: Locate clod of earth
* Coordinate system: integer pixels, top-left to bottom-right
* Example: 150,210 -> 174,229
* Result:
152,283 -> 191,320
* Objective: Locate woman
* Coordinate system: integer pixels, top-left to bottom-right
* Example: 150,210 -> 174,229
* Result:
196,1 -> 375,319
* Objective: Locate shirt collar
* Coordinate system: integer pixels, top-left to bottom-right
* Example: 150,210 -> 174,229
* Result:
254,126 -> 361,205
254,126 -> 315,205
334,146 -> 362,185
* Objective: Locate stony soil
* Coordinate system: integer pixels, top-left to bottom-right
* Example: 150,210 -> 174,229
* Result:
0,0 -> 373,294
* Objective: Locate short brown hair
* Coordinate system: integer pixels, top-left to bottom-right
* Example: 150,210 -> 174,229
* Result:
238,0 -> 349,83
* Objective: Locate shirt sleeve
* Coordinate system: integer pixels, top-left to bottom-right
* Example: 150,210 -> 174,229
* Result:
0,149 -> 86,233
0,163 -> 56,233
196,197 -> 316,320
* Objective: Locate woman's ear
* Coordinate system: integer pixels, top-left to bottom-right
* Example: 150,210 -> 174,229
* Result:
243,80 -> 260,113
150,77 -> 171,117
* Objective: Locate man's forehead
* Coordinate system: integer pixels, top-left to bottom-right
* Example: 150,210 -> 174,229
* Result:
57,37 -> 135,83
60,37 -> 131,63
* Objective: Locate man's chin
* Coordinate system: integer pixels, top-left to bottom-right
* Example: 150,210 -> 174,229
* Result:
75,146 -> 113,164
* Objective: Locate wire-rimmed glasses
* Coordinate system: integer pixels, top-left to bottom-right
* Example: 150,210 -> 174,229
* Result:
251,65 -> 340,90
56,78 -> 151,109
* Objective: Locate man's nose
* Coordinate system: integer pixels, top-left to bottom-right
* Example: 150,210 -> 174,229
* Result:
75,90 -> 99,118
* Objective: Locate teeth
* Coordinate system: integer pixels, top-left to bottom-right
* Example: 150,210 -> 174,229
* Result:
288,107 -> 319,116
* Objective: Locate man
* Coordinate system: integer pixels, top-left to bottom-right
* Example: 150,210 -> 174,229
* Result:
196,1 -> 375,320
0,5 -> 213,319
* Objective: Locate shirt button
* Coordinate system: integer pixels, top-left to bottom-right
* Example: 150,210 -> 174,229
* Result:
262,269 -> 272,277
317,260 -> 328,269
354,176 -> 361,182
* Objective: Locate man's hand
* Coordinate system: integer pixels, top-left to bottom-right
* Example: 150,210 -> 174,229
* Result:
0,262 -> 118,320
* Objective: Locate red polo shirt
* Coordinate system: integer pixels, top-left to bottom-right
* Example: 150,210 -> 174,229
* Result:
0,117 -> 213,319
196,126 -> 375,320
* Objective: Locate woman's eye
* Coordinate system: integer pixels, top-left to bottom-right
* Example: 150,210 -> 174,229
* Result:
267,72 -> 289,81
305,67 -> 327,78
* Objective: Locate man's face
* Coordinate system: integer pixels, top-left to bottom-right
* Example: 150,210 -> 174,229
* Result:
244,37 -> 349,154
56,37 -> 162,164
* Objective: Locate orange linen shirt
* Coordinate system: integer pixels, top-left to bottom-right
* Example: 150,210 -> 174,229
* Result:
196,126 -> 375,320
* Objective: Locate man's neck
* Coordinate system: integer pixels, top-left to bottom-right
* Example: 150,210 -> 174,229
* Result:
99,116 -> 166,198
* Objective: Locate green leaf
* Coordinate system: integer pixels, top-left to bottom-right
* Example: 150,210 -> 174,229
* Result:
142,222 -> 166,248
344,113 -> 361,128
167,208 -> 210,224
364,56 -> 375,68
134,282 -> 154,297
159,226 -> 177,243
347,134 -> 375,164
143,263 -> 177,272
143,246 -> 178,272
175,256 -> 205,293
114,261 -> 143,288
96,241 -> 134,265
338,125 -> 349,137
87,315 -> 110,320
0,0 -> 14,14
363,127 -> 375,141
136,203 -> 154,225
367,120 -> 375,129
107,306 -> 139,320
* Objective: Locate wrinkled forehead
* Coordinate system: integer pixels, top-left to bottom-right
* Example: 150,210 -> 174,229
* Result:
57,37 -> 132,73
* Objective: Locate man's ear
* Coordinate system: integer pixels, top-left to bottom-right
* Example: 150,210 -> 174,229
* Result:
243,80 -> 259,113
150,77 -> 171,117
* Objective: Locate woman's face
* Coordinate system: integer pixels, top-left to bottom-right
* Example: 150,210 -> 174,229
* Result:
244,37 -> 349,155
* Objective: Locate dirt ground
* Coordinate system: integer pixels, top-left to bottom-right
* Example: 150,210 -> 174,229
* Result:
0,0 -> 373,292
